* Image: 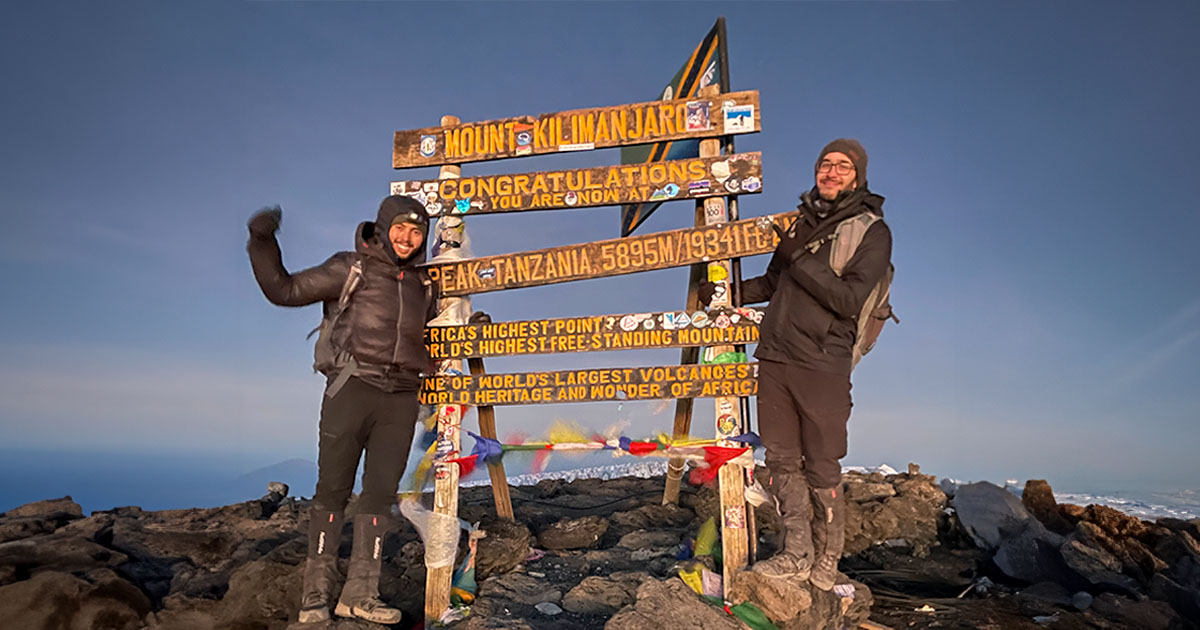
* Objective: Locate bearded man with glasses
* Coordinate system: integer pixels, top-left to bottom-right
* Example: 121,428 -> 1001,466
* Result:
702,138 -> 892,591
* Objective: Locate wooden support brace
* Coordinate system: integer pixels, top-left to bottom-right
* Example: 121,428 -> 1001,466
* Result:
468,357 -> 514,519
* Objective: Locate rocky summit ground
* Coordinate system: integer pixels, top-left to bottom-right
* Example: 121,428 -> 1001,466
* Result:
0,465 -> 1197,630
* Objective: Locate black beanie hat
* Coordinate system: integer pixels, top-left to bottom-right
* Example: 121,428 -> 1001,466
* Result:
815,138 -> 868,188
376,195 -> 429,240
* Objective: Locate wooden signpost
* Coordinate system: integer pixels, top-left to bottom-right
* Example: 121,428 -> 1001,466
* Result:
426,307 -> 761,359
391,153 -> 762,216
420,363 -> 758,407
427,211 -> 795,297
394,91 -> 760,168
402,84 -> 769,622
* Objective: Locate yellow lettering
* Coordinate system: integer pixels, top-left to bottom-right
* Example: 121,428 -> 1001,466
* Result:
445,128 -> 460,158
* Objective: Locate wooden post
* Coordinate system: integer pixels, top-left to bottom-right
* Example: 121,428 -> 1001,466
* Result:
424,115 -> 464,624
468,357 -> 514,519
695,86 -> 750,587
662,200 -> 706,505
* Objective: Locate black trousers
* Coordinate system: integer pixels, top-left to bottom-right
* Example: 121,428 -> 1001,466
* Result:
313,377 -> 418,515
756,359 -> 852,489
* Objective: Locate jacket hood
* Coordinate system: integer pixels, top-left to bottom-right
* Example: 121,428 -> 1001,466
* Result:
361,195 -> 430,266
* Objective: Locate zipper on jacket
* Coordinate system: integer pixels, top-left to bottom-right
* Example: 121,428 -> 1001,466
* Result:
392,271 -> 406,367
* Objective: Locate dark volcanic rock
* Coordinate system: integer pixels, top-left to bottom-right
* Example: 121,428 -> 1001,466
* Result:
1082,504 -> 1151,540
616,529 -> 680,550
216,558 -> 302,628
727,569 -> 812,622
1021,479 -> 1074,535
537,516 -> 608,551
605,577 -> 743,630
1147,572 -> 1200,623
4,496 -> 84,519
950,481 -> 1033,550
843,470 -> 946,557
476,517 -> 531,581
610,504 -> 694,531
479,572 -> 562,605
1090,592 -> 1183,630
1059,539 -> 1140,596
563,574 -> 642,615
992,521 -> 1066,584
0,570 -> 148,630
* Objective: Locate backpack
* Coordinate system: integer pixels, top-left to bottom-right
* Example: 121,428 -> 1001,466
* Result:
820,212 -> 899,369
309,256 -> 364,394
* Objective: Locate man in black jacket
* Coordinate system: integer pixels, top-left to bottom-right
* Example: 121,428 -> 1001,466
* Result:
706,139 -> 891,590
247,195 -> 435,624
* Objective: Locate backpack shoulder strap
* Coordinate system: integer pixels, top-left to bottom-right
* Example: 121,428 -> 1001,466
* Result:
829,212 -> 882,276
306,253 -> 364,340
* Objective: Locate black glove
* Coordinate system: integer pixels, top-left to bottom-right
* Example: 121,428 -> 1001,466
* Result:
697,280 -> 717,307
468,310 -> 492,325
248,205 -> 282,238
772,223 -> 804,261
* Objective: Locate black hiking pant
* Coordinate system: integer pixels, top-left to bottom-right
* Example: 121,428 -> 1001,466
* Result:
756,359 -> 852,489
313,376 -> 418,515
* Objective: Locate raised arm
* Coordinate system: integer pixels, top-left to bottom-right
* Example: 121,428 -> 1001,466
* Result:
246,206 -> 348,307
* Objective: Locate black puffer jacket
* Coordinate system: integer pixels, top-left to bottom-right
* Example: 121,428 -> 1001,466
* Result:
248,197 -> 436,392
743,188 -> 892,375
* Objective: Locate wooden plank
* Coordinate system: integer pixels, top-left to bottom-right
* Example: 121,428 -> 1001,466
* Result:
427,211 -> 798,297
390,153 -> 762,216
469,357 -> 513,520
419,363 -> 759,407
394,90 -> 761,168
426,307 -> 762,360
425,117 -> 462,625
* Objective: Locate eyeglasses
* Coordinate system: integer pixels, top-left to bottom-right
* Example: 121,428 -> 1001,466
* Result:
817,160 -> 855,175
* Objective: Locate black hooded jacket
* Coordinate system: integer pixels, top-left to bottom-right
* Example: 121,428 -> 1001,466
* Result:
247,197 -> 436,392
742,188 -> 892,375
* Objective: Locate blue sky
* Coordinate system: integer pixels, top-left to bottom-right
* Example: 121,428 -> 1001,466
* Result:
1,1 -> 1197,499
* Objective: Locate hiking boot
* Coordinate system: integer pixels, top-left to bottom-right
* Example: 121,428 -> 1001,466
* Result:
809,485 -> 846,591
298,509 -> 343,623
334,514 -> 402,625
751,471 -> 813,581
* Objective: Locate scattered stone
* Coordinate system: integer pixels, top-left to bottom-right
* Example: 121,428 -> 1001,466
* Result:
1071,590 -> 1093,611
562,575 -> 640,616
617,529 -> 680,549
1147,572 -> 1200,622
1082,504 -> 1150,540
0,570 -> 147,630
476,516 -> 531,580
1059,539 -> 1140,596
534,601 -> 562,615
479,572 -> 562,605
950,481 -> 1033,550
610,504 -> 694,530
1021,480 -> 1074,535
993,521 -> 1065,584
1090,592 -> 1181,630
3,496 -> 84,519
537,515 -> 608,550
267,481 -> 289,496
606,577 -> 744,630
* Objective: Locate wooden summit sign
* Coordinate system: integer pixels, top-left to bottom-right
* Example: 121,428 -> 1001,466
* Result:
427,211 -> 796,297
393,91 -> 760,168
426,307 -> 762,359
391,153 -> 762,215
420,363 -> 759,407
